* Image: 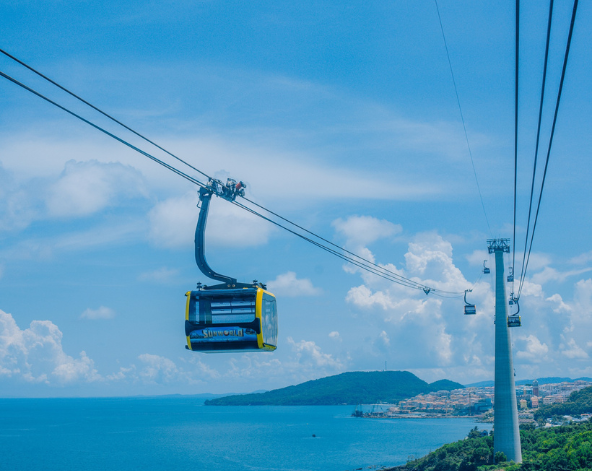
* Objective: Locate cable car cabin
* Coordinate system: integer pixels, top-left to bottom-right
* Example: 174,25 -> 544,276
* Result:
507,315 -> 521,328
185,287 -> 278,352
483,260 -> 490,274
464,304 -> 477,315
464,290 -> 476,315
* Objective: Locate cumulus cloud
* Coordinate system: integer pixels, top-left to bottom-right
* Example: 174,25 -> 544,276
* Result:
46,160 -> 146,218
515,335 -> 549,362
137,354 -> 180,383
570,251 -> 592,265
0,309 -> 100,384
328,331 -> 341,340
138,267 -> 179,282
561,339 -> 589,359
287,337 -> 343,370
267,272 -> 322,297
148,191 -> 273,248
332,215 -> 401,249
80,306 -> 115,320
531,266 -> 592,285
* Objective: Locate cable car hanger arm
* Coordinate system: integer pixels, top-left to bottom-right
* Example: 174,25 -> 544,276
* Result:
195,179 -> 252,288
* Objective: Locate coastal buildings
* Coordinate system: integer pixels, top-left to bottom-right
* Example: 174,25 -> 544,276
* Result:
352,380 -> 591,419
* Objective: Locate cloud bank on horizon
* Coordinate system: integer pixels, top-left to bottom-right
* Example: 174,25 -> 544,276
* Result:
1,221 -> 591,395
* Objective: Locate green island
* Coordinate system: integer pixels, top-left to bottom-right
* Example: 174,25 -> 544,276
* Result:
387,386 -> 592,471
204,371 -> 463,406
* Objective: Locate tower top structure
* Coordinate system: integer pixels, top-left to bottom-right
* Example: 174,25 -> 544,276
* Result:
487,238 -> 510,253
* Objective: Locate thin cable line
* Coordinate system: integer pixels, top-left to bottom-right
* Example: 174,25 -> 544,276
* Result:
517,0 -> 554,293
512,0 -> 519,294
0,47 -> 213,183
434,0 -> 493,236
241,195 -> 431,289
0,70 -> 208,190
518,0 -> 578,298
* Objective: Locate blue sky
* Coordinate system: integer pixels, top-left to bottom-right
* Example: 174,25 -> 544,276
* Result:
1,0 -> 591,397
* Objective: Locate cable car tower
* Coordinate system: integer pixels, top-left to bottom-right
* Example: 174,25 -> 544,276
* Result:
488,238 -> 522,463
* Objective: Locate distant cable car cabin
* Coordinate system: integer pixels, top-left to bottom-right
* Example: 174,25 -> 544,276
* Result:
185,179 -> 278,353
483,260 -> 490,274
507,267 -> 514,283
464,289 -> 476,315
507,316 -> 521,328
507,297 -> 521,328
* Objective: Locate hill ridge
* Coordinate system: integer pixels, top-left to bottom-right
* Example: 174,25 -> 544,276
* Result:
205,370 -> 464,406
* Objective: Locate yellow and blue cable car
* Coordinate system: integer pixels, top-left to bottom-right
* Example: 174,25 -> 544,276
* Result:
185,287 -> 277,352
185,179 -> 278,353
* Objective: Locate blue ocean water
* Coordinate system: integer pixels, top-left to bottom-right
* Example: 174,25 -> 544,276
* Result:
0,398 -> 491,471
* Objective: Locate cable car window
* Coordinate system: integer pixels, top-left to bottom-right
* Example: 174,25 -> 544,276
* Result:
188,293 -> 256,324
261,294 -> 278,347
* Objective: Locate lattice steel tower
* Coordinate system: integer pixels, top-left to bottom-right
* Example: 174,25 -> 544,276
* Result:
488,238 -> 522,463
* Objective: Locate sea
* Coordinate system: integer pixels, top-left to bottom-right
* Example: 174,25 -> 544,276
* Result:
0,397 -> 491,471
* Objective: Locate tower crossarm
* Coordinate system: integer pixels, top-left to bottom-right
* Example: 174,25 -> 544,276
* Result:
487,238 -> 510,254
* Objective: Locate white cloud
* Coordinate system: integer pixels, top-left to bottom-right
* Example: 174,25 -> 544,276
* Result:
267,272 -> 322,297
379,331 -> 390,346
0,309 -> 100,384
80,306 -> 115,320
570,251 -> 592,265
138,267 -> 179,282
531,267 -> 592,285
287,337 -> 343,369
137,354 -> 180,383
515,335 -> 549,362
46,160 -> 147,218
328,331 -> 341,340
332,215 -> 401,249
561,339 -> 589,359
546,294 -> 572,313
148,191 -> 273,248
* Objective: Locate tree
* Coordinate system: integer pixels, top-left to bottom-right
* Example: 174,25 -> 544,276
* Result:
494,451 -> 507,463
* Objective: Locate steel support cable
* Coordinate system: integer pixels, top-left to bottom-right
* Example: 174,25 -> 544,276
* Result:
512,0 -> 520,294
233,200 -> 464,297
0,70 -> 466,296
517,0 -> 555,295
517,0 -> 578,299
0,70 -> 209,191
0,48 -> 459,292
0,48 -> 213,184
240,195 -> 438,290
434,0 -> 493,237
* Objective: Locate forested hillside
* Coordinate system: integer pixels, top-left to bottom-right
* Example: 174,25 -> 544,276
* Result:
391,420 -> 592,471
205,371 -> 464,406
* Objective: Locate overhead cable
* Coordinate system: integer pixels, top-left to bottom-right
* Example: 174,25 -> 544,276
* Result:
433,0 -> 493,237
0,70 -> 208,191
0,47 -> 213,184
512,0 -> 519,294
518,0 -> 579,298
517,0 -> 554,295
0,67 -> 464,296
